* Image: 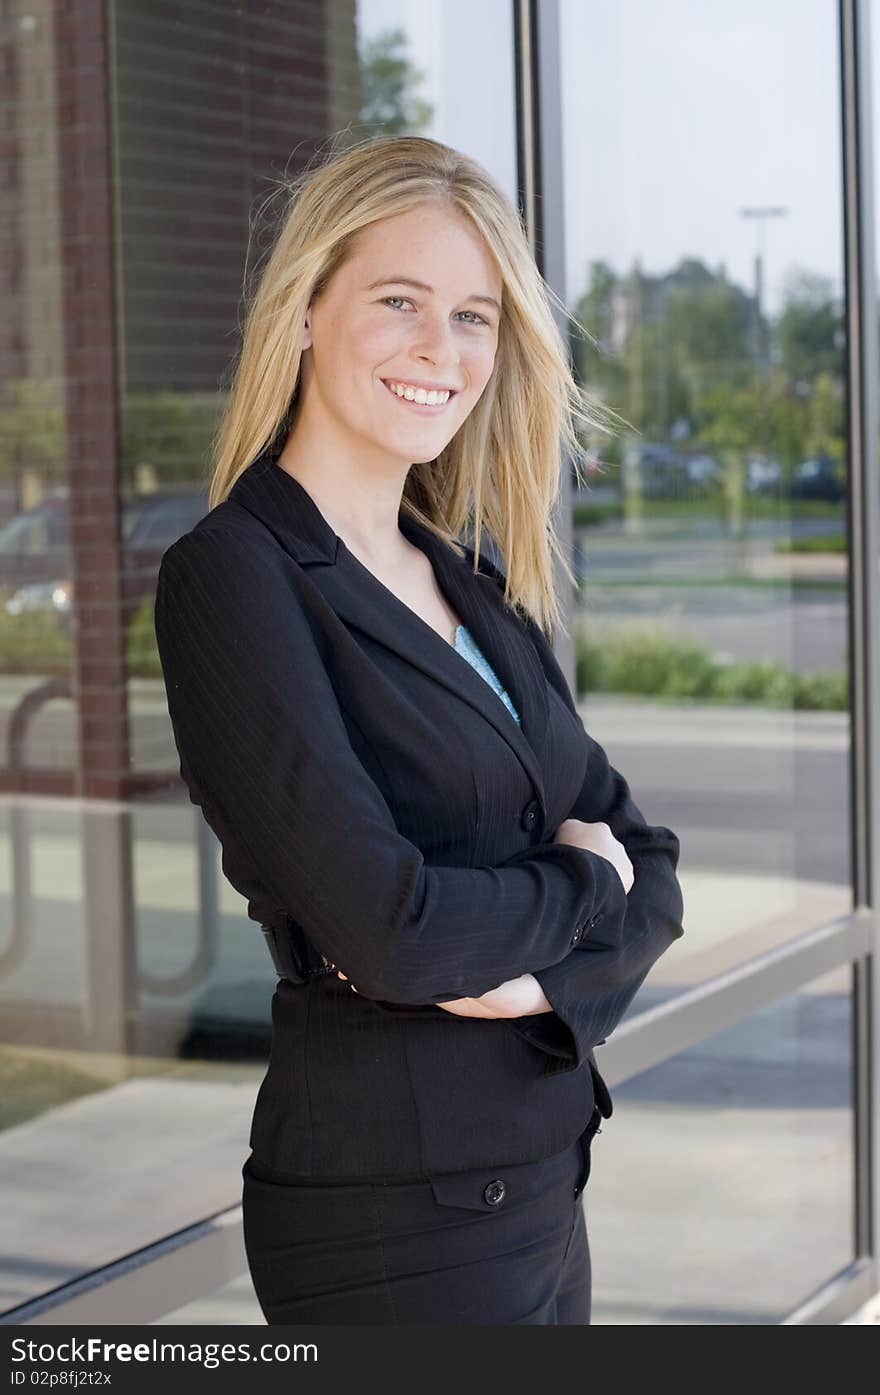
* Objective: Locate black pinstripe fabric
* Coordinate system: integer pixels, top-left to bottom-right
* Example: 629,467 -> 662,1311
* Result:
154,448 -> 684,1177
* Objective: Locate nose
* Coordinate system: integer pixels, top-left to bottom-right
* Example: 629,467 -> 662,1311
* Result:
411,311 -> 460,367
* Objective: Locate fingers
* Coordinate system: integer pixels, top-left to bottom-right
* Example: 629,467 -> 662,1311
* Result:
337,970 -> 358,994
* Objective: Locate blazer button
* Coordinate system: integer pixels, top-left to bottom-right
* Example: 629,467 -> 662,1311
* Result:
483,1179 -> 506,1206
590,912 -> 605,927
570,926 -> 583,945
520,801 -> 540,832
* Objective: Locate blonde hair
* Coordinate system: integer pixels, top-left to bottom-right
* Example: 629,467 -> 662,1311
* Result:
209,133 -> 621,635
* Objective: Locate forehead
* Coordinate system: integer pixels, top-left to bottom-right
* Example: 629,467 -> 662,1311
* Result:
346,207 -> 502,290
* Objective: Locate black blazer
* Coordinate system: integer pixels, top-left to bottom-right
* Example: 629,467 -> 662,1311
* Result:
154,447 -> 685,1179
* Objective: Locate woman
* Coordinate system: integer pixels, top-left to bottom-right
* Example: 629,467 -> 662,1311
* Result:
154,134 -> 685,1326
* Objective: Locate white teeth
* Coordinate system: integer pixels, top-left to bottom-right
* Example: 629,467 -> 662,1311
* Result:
385,381 -> 451,406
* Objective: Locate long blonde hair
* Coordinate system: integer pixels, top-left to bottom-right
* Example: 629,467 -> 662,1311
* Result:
209,133 -> 620,635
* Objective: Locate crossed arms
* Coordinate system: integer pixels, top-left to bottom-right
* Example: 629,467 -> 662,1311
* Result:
154,524 -> 684,1068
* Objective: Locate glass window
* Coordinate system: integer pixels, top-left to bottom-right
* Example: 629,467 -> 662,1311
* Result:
559,0 -> 850,1007
588,967 -> 854,1323
0,0 -> 517,1312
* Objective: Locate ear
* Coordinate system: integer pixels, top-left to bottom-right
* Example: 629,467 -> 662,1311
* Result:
302,302 -> 313,352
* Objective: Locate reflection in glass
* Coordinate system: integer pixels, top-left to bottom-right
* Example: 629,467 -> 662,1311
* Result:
560,0 -> 851,995
0,0 -> 516,1314
587,966 -> 854,1324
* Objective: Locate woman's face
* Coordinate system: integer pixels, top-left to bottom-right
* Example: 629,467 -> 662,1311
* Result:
300,202 -> 502,466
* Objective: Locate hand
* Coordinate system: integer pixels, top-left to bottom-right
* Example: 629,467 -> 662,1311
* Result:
554,817 -> 634,894
435,973 -> 553,1019
337,969 -> 553,1019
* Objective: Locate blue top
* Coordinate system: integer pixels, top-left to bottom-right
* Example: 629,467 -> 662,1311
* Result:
453,624 -> 521,726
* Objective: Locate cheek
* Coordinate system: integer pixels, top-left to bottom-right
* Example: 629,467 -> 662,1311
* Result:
460,344 -> 496,401
318,315 -> 396,386
350,319 -> 402,371
465,343 -> 498,396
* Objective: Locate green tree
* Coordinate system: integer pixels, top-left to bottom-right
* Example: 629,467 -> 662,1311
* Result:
776,269 -> 842,384
0,379 -> 66,484
358,28 -> 433,136
804,370 -> 845,462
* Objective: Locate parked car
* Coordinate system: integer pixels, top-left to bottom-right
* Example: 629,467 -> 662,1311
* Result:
683,452 -> 721,487
789,455 -> 845,502
0,489 -> 209,625
620,442 -> 689,499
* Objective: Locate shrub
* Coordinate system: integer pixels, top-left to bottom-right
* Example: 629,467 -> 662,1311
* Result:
575,625 -> 846,710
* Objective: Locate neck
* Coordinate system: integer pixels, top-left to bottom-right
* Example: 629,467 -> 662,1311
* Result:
275,442 -> 412,566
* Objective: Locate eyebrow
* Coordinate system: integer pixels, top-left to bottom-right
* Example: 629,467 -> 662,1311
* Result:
366,276 -> 501,314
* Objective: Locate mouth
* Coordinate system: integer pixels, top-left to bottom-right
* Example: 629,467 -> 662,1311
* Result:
380,379 -> 458,412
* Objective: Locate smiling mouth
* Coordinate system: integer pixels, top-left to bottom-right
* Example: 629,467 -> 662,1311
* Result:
381,380 -> 458,410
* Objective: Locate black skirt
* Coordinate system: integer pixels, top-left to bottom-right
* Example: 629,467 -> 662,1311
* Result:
240,1107 -> 601,1325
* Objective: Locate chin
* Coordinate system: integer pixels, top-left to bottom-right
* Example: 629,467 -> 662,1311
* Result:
371,434 -> 427,465
412,448 -> 451,467
378,427 -> 454,458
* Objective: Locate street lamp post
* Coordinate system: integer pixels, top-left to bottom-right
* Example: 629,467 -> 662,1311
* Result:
740,205 -> 788,380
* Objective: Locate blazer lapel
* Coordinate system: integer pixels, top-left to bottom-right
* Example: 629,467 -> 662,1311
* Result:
227,451 -> 550,809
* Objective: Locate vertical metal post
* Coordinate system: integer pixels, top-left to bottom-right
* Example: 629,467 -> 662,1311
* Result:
513,0 -> 538,242
840,0 -> 880,1271
513,0 -> 577,681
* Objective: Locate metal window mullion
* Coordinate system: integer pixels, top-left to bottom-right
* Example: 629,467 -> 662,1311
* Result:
515,0 -> 578,686
597,910 -> 872,1088
782,1256 -> 877,1324
1,1209 -> 247,1327
840,0 -> 880,1270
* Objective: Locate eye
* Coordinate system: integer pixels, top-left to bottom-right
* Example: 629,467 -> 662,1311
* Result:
381,297 -> 490,326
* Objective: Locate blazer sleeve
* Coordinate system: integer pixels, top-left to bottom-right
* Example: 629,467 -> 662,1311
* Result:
506,614 -> 685,1075
153,525 -> 630,1006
